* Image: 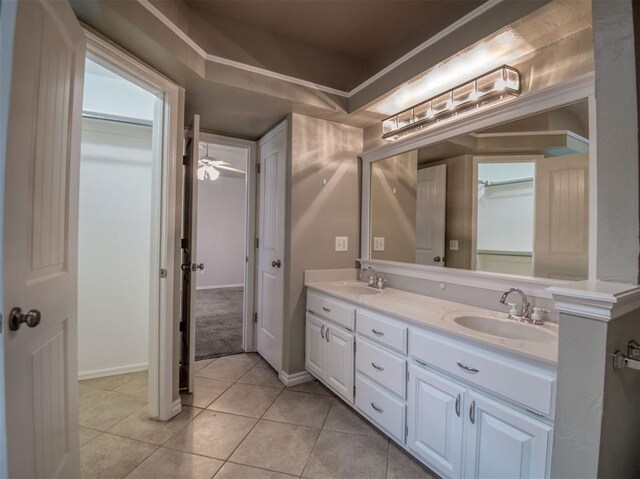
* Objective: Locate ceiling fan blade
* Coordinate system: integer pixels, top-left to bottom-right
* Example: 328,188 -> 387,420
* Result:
215,164 -> 246,174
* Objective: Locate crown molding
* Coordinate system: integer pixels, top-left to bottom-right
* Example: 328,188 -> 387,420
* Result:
548,281 -> 640,322
136,0 -> 504,100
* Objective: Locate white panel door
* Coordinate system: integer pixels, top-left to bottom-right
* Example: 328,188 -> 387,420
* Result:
256,122 -> 287,371
408,365 -> 465,479
3,1 -> 85,477
534,153 -> 589,280
465,392 -> 552,479
305,314 -> 325,379
325,325 -> 354,403
416,165 -> 447,266
179,115 -> 200,393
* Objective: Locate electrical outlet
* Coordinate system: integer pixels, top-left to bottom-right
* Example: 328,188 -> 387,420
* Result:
335,236 -> 348,252
373,237 -> 385,251
449,240 -> 459,251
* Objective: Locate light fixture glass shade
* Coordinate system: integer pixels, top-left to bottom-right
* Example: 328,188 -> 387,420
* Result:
381,65 -> 520,141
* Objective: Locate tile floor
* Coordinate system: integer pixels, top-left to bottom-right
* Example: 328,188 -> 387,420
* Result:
79,353 -> 438,479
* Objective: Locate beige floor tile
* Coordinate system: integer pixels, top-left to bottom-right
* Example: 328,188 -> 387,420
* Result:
302,429 -> 389,479
81,433 -> 157,479
286,379 -> 335,397
109,405 -> 202,445
208,383 -> 281,418
226,353 -> 261,364
79,389 -> 147,431
323,399 -> 383,438
164,410 -> 257,460
79,426 -> 101,446
80,371 -> 146,391
263,390 -> 333,428
238,361 -> 285,389
230,420 -> 320,476
215,462 -> 298,479
386,444 -> 439,479
126,447 -> 223,479
113,373 -> 148,400
197,355 -> 258,381
181,377 -> 234,409
195,359 -> 215,372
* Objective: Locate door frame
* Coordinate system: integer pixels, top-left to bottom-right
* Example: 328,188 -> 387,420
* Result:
198,132 -> 258,352
470,155 -> 541,271
84,30 -> 182,421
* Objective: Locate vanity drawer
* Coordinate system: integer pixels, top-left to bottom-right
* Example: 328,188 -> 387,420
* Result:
357,310 -> 407,354
355,373 -> 406,443
410,329 -> 556,417
307,290 -> 355,331
356,338 -> 406,398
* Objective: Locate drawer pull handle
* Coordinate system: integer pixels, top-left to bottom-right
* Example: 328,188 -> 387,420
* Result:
457,362 -> 479,373
455,394 -> 461,417
371,402 -> 384,413
415,359 -> 428,367
371,362 -> 384,371
320,324 -> 325,339
371,329 -> 384,336
322,306 -> 331,313
469,400 -> 476,424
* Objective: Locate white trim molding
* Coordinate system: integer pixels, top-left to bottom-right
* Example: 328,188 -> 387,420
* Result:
278,370 -> 313,387
136,0 -> 504,99
196,283 -> 244,291
78,363 -> 148,380
548,281 -> 640,322
171,399 -> 183,417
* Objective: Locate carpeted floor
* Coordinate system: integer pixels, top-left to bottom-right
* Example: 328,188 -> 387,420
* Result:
195,287 -> 244,360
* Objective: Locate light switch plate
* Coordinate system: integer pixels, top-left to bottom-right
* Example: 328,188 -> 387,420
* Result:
449,240 -> 459,251
335,236 -> 348,252
373,237 -> 385,251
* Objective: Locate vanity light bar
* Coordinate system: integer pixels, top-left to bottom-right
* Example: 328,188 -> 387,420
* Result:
381,65 -> 521,141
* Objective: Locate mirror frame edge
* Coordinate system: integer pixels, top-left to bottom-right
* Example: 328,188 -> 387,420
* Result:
360,72 -> 596,297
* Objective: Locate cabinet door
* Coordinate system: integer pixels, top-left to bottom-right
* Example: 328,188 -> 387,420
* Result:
325,325 -> 355,403
407,365 -> 465,479
305,313 -> 326,380
465,392 -> 552,479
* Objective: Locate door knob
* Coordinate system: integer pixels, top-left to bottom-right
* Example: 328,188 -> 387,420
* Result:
195,263 -> 204,271
272,259 -> 281,268
8,307 -> 41,331
433,256 -> 442,263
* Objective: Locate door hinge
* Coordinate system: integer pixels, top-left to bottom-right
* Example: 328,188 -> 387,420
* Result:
182,154 -> 188,166
353,385 -> 356,399
179,320 -> 185,332
255,237 -> 259,249
256,162 -> 261,174
405,423 -> 408,437
406,369 -> 409,382
253,312 -> 258,323
181,238 -> 188,249
160,268 -> 168,279
353,342 -> 356,353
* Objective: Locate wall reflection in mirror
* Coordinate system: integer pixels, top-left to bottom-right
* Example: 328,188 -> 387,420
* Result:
370,100 -> 589,280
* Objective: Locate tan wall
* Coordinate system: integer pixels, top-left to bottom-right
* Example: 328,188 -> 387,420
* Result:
284,114 -> 363,374
370,151 -> 417,263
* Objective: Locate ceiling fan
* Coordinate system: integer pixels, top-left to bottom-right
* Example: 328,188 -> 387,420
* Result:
198,143 -> 246,181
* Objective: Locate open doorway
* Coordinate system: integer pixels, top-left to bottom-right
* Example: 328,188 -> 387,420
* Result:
194,135 -> 257,360
76,33 -> 180,421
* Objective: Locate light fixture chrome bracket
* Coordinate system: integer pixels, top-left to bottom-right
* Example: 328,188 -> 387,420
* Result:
612,340 -> 640,370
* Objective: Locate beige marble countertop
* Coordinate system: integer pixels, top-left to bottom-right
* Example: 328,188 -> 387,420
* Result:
305,279 -> 559,365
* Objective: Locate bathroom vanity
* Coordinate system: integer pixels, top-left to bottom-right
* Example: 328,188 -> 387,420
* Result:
304,275 -> 557,479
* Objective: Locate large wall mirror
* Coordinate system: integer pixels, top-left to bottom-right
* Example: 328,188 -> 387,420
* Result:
369,99 -> 589,280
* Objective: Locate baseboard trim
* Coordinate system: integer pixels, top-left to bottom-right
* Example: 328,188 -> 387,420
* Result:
79,363 -> 148,380
278,369 -> 313,387
196,284 -> 244,291
171,398 -> 183,417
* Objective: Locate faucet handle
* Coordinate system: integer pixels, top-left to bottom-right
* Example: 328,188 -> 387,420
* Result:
506,302 -> 519,317
376,277 -> 387,289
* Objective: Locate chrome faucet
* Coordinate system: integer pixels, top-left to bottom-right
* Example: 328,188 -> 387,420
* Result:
359,267 -> 387,290
499,288 -> 539,324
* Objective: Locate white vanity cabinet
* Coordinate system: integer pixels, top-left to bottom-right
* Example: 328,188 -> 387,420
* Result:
305,287 -> 556,479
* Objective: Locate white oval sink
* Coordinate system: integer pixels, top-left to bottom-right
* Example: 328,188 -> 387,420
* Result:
339,285 -> 382,295
453,314 -> 556,342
